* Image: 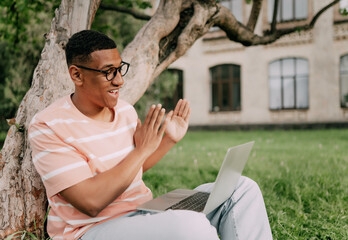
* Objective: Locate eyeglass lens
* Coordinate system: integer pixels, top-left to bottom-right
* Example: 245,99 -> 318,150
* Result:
106,64 -> 129,81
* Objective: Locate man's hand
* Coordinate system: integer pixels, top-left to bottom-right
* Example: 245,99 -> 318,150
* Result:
134,104 -> 168,157
165,99 -> 191,143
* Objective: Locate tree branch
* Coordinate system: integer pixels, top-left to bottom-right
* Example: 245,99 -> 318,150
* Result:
214,0 -> 340,46
271,0 -> 279,33
99,3 -> 151,20
309,0 -> 340,28
154,1 -> 218,78
246,0 -> 263,31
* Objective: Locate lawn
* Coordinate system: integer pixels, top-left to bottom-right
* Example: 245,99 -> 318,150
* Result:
143,129 -> 348,240
1,129 -> 347,239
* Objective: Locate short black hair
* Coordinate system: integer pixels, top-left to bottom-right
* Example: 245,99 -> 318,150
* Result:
65,30 -> 117,66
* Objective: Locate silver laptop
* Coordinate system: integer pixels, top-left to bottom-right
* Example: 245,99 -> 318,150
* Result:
137,141 -> 254,215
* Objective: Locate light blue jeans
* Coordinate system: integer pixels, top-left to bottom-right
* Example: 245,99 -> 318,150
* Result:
81,177 -> 273,240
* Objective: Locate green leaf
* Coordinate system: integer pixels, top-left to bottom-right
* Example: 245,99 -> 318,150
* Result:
339,8 -> 348,16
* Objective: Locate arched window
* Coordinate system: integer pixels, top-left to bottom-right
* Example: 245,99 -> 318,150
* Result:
340,54 -> 348,108
269,58 -> 309,110
210,64 -> 241,112
268,0 -> 308,22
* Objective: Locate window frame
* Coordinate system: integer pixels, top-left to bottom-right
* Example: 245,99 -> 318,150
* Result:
262,0 -> 313,33
333,0 -> 348,24
267,0 -> 308,23
163,69 -> 184,111
210,64 -> 241,112
340,54 -> 348,108
268,57 -> 309,110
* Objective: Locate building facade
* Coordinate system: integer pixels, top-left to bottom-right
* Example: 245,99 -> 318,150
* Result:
167,0 -> 348,127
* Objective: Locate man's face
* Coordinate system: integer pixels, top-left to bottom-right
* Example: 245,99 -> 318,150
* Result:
78,48 -> 124,110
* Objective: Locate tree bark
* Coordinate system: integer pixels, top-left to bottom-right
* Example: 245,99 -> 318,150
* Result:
0,0 -> 100,237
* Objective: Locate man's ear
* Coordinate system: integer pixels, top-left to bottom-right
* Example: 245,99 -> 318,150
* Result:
69,65 -> 83,87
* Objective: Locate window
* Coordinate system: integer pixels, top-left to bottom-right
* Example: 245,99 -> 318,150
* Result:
163,69 -> 183,111
341,0 -> 348,12
210,64 -> 241,111
340,54 -> 348,108
269,58 -> 309,110
268,0 -> 308,22
220,0 -> 243,22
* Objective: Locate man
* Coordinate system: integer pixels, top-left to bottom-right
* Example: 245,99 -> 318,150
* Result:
29,30 -> 272,240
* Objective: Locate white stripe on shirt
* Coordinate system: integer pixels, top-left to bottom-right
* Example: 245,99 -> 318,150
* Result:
67,216 -> 109,226
52,236 -> 64,240
48,215 -> 64,222
63,227 -> 74,234
99,145 -> 134,162
48,199 -> 74,208
46,118 -> 89,126
64,122 -> 137,144
33,146 -> 76,163
124,180 -> 142,192
42,161 -> 89,181
110,192 -> 151,206
28,128 -> 54,139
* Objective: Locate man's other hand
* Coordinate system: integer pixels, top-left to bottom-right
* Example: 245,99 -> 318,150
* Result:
165,99 -> 191,143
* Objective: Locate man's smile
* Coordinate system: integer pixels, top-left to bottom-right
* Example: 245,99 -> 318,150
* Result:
108,89 -> 119,94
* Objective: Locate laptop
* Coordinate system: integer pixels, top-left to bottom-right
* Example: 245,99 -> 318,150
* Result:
137,141 -> 254,215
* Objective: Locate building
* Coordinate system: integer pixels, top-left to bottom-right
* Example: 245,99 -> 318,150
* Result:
166,0 -> 348,127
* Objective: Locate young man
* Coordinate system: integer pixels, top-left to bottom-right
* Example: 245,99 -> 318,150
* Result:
29,30 -> 272,240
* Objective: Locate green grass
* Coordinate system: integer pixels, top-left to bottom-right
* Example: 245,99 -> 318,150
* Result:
1,129 -> 347,239
143,129 -> 348,240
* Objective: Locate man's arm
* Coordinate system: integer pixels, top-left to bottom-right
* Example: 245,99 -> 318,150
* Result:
60,105 -> 168,217
142,135 -> 176,172
142,99 -> 191,172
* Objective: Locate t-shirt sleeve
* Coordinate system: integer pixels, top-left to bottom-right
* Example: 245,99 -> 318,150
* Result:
29,120 -> 94,198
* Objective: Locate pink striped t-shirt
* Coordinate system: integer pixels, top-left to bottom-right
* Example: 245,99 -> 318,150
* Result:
29,95 -> 152,240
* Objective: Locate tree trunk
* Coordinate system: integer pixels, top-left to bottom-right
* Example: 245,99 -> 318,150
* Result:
0,0 -> 100,237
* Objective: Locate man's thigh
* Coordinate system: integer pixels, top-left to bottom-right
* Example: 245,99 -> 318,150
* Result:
81,210 -> 219,240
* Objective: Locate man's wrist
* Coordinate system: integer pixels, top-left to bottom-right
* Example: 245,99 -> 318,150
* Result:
132,147 -> 153,162
163,134 -> 178,145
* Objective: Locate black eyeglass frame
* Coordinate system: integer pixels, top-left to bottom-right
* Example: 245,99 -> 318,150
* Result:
75,61 -> 130,81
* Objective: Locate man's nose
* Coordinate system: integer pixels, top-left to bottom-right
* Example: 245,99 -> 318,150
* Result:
112,71 -> 124,86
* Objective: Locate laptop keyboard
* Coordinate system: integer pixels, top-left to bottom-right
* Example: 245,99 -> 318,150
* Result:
166,191 -> 210,212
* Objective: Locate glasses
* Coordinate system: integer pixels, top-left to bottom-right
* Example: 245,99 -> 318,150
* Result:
75,61 -> 130,81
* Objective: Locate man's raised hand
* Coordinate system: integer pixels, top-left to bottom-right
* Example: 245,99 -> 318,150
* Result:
164,99 -> 191,143
134,104 -> 168,157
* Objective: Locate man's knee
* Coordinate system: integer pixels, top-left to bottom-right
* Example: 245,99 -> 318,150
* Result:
239,176 -> 260,189
166,210 -> 219,240
234,176 -> 263,201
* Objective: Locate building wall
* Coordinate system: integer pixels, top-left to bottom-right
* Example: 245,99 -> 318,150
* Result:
170,0 -> 348,126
